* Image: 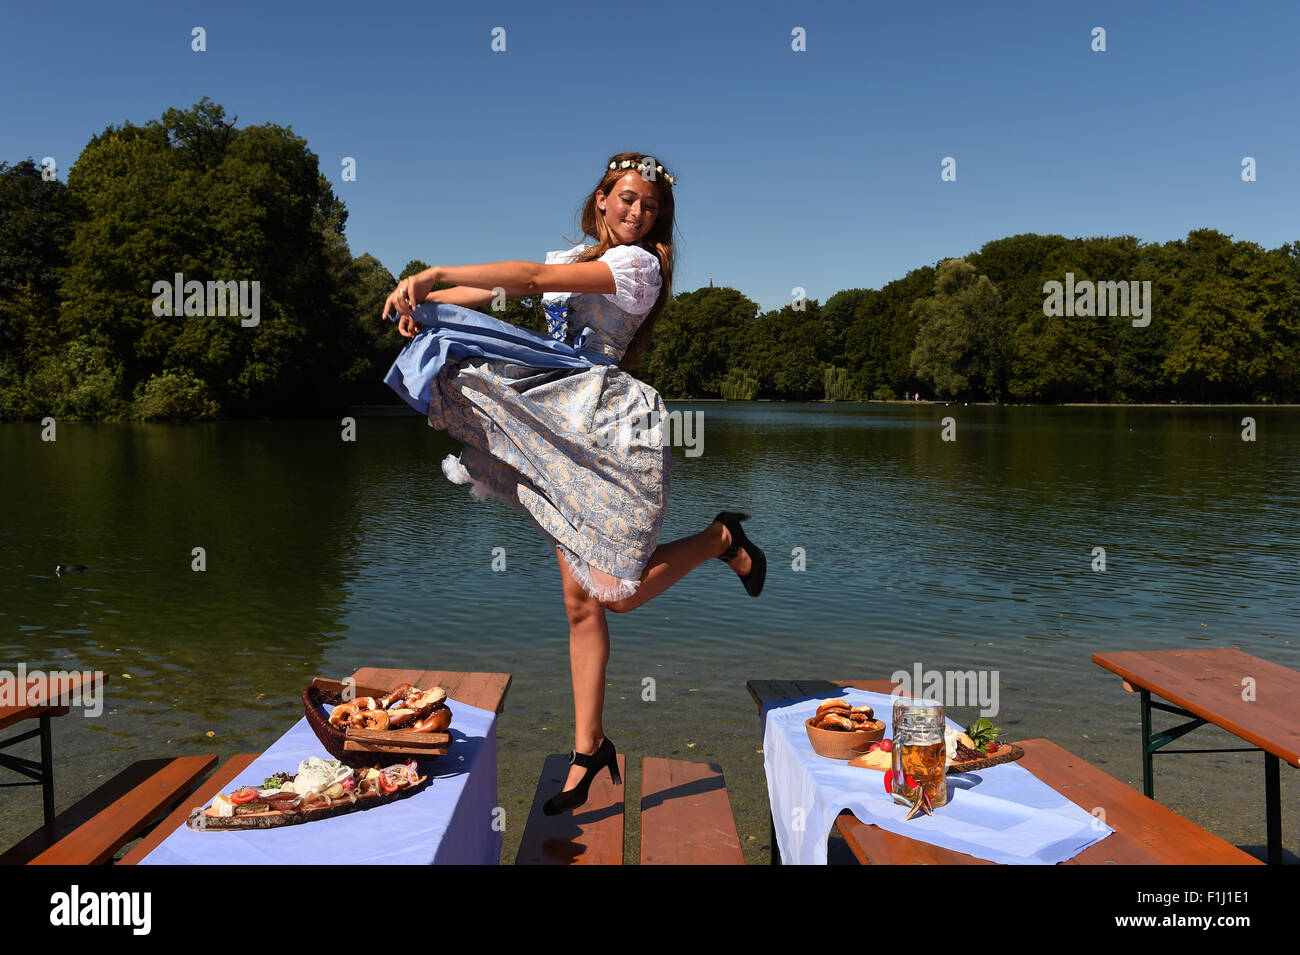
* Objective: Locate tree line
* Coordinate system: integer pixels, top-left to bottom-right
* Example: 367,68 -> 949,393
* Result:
2,100 -> 1296,420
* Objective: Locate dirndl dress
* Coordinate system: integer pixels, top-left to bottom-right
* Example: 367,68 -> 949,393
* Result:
384,241 -> 672,603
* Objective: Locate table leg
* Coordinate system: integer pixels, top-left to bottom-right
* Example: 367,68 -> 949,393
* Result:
39,714 -> 55,829
1139,689 -> 1154,799
1264,752 -> 1280,866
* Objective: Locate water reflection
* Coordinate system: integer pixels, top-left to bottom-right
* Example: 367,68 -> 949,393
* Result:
2,405 -> 1297,850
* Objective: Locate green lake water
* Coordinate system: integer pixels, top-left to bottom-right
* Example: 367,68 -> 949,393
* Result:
2,403 -> 1297,862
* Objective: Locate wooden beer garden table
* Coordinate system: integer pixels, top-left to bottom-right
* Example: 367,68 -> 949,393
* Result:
121,667 -> 511,864
0,672 -> 109,828
748,678 -> 1261,865
1092,648 -> 1300,865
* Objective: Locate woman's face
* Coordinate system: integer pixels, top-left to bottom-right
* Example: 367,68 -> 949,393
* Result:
598,171 -> 660,245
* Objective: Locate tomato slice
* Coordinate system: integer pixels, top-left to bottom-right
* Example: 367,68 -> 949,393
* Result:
378,773 -> 398,795
230,787 -> 260,805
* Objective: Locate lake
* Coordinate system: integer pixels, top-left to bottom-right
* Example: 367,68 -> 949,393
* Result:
2,403 -> 1297,862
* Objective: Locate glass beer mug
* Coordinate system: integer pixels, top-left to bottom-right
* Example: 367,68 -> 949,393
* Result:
890,697 -> 948,809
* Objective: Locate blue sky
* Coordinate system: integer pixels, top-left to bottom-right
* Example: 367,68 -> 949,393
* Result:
2,0 -> 1297,311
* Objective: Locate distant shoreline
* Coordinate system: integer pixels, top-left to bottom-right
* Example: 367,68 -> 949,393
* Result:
337,399 -> 1298,417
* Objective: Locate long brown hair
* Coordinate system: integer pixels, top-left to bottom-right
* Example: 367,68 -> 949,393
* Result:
565,151 -> 676,368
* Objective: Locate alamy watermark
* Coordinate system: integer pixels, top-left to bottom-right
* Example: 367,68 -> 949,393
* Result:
0,664 -> 103,717
151,272 -> 261,327
50,885 -> 150,934
593,408 -> 703,457
890,662 -> 1000,717
1042,273 -> 1151,327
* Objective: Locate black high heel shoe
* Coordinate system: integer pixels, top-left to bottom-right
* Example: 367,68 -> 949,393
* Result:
714,511 -> 767,597
542,737 -> 621,816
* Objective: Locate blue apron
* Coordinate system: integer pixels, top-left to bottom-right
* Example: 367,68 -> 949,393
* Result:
384,301 -> 615,416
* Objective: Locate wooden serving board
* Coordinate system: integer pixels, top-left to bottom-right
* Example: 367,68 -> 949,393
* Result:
946,742 -> 1025,774
341,726 -> 451,752
185,775 -> 429,831
343,736 -> 449,757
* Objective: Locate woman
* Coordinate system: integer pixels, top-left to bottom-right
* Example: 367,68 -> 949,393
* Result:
382,152 -> 766,814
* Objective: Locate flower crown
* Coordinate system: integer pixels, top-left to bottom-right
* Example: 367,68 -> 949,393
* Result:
609,157 -> 676,186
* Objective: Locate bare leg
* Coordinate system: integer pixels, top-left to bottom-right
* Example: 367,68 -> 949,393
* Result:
556,545 -> 611,793
589,519 -> 753,614
552,520 -> 755,792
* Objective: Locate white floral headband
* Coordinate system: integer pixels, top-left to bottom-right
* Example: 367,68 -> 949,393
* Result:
609,158 -> 676,186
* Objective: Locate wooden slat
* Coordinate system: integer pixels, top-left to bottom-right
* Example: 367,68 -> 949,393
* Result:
119,754 -> 260,864
347,668 -> 511,714
449,671 -> 493,711
30,755 -> 217,865
350,668 -> 425,694
640,758 -> 744,865
449,671 -> 511,713
427,671 -> 468,702
515,753 -> 626,865
342,727 -> 451,748
479,672 -> 512,714
835,812 -> 993,865
1093,649 -> 1300,766
0,705 -> 69,731
833,738 -> 1262,865
0,757 -> 179,865
1021,738 -> 1261,865
0,672 -> 108,730
342,739 -> 449,756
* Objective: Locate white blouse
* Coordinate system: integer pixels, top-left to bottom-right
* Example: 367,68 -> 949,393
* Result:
542,242 -> 662,316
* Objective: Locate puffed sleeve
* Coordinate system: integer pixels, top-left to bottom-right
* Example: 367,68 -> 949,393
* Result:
545,244 -> 587,266
599,244 -> 661,315
542,245 -> 588,306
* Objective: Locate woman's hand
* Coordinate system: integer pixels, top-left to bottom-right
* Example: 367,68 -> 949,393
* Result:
382,269 -> 437,338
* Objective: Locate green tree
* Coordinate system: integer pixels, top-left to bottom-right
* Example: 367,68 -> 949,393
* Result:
642,287 -> 757,397
57,99 -> 362,417
742,301 -> 828,399
909,259 -> 1004,400
1161,230 -> 1294,402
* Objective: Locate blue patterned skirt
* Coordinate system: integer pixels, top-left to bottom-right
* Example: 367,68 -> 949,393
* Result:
385,303 -> 672,601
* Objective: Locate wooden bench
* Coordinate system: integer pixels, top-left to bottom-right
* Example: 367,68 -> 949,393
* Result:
640,758 -> 744,865
748,678 -> 1263,865
0,754 -> 218,865
119,753 -> 261,864
834,738 -> 1262,865
1093,648 -> 1300,865
515,755 -> 744,864
515,752 -> 627,864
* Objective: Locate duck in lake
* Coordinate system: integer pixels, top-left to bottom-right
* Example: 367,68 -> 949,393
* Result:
55,564 -> 88,576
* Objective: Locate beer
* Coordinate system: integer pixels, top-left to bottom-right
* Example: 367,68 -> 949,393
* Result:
899,740 -> 947,808
890,697 -> 948,809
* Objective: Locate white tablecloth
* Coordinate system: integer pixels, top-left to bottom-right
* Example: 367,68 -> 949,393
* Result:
140,698 -> 501,864
762,688 -> 1113,865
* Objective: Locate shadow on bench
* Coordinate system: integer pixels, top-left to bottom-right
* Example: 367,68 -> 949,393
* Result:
0,755 -> 218,865
515,755 -> 744,865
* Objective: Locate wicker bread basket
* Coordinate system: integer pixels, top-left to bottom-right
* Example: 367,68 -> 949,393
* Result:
303,677 -> 453,767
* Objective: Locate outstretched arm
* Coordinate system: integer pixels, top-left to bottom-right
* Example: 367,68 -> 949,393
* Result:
383,260 -> 619,336
422,260 -> 618,297
424,286 -> 500,308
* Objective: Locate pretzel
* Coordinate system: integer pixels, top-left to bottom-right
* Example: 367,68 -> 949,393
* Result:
816,713 -> 856,731
815,699 -> 852,720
